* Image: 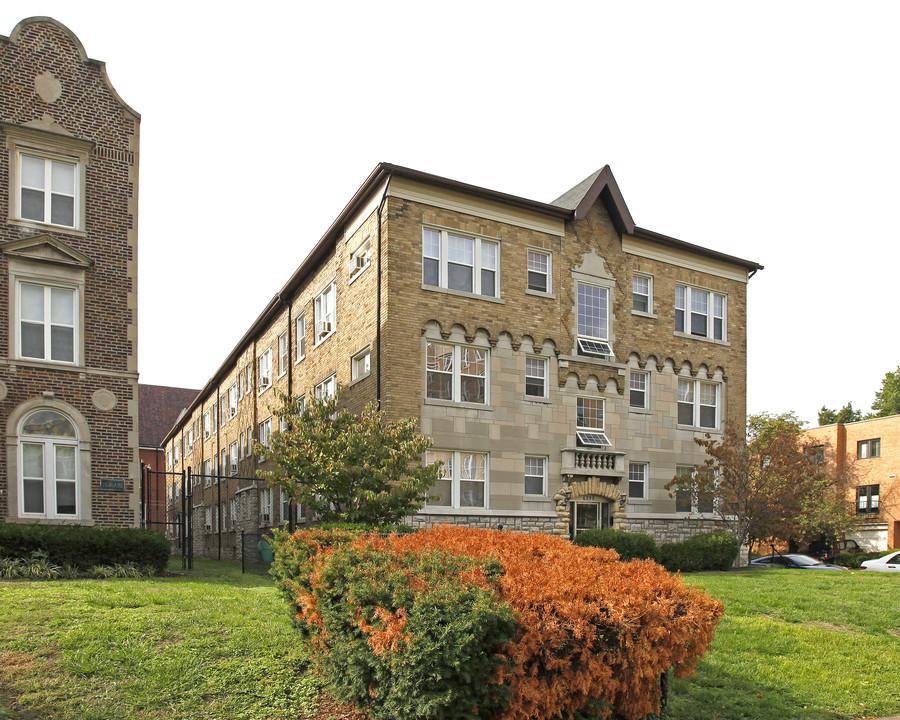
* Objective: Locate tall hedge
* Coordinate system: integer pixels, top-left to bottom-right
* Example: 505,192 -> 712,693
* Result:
272,526 -> 723,720
0,523 -> 170,573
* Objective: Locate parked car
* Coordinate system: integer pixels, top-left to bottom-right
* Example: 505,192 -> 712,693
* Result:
859,550 -> 900,572
750,554 -> 848,570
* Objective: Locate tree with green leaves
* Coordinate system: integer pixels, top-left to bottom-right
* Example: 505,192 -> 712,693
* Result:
256,391 -> 441,526
869,366 -> 900,418
667,412 -> 855,556
817,402 -> 863,426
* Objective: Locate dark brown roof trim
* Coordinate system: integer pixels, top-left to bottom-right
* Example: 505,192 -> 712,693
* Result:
632,226 -> 764,271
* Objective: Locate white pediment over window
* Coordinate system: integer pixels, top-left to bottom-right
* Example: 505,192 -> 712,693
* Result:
1,234 -> 93,268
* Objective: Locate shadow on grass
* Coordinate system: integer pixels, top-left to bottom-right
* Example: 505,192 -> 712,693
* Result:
666,663 -> 847,720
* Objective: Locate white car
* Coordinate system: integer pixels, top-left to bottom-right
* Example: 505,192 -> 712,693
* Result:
860,550 -> 900,572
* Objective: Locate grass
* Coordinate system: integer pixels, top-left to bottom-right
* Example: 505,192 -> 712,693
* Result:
1,561 -> 898,720
670,570 -> 900,720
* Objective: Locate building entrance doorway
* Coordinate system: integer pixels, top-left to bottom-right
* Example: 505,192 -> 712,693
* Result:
570,500 -> 613,540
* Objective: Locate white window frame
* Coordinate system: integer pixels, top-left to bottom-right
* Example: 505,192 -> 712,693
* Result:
243,366 -> 252,396
259,487 -> 273,526
278,331 -> 289,378
228,382 -> 238,419
16,281 -> 79,365
352,346 -> 371,381
525,356 -> 548,398
526,248 -> 551,294
677,379 -> 720,430
229,441 -> 239,475
258,417 -> 272,450
349,237 -> 371,281
202,459 -> 212,486
203,410 -> 211,439
629,371 -> 649,410
628,462 -> 648,500
576,282 -> 612,357
425,450 -> 489,509
675,285 -> 726,341
314,282 -> 336,344
576,396 -> 610,447
425,341 -> 489,405
524,455 -> 548,497
315,375 -> 337,402
422,226 -> 500,298
632,273 -> 653,314
18,410 -> 80,520
295,315 -> 306,362
258,348 -> 272,393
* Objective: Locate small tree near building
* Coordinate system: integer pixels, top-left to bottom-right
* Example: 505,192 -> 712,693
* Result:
667,412 -> 856,556
256,392 -> 441,526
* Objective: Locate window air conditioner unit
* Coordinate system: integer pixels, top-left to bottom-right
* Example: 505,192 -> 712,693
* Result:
230,463 -> 238,475
318,321 -> 332,337
260,513 -> 271,525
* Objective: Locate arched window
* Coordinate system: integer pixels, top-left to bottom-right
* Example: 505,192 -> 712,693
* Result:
19,409 -> 79,518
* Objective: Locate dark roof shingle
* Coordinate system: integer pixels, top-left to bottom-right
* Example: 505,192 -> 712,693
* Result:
139,384 -> 199,448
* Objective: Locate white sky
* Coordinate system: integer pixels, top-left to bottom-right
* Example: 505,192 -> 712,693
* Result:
3,1 -> 898,427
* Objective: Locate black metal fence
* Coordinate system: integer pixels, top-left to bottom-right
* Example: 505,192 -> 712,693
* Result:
140,466 -> 303,573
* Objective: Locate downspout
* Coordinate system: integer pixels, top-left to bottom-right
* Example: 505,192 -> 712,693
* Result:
376,171 -> 392,409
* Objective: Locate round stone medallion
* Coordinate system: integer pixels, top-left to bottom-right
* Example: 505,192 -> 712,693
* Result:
92,388 -> 117,411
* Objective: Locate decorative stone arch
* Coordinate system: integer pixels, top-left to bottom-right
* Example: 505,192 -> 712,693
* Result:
5,397 -> 93,524
552,478 -> 627,538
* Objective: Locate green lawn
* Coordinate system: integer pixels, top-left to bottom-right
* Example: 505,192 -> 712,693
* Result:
1,563 -> 898,720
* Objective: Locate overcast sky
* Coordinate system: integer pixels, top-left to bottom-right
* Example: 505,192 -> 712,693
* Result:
3,1 -> 898,426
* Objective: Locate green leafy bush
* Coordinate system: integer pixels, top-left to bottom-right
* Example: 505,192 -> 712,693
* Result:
659,531 -> 740,572
573,527 -> 659,560
0,524 -> 170,574
271,530 -> 515,720
836,548 -> 900,568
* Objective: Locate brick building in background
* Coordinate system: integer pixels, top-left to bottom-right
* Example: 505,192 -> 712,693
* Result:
163,163 -> 762,557
0,18 -> 140,526
139,384 -> 198,527
804,415 -> 900,551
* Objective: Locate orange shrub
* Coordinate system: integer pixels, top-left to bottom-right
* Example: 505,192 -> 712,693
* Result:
382,526 -> 723,720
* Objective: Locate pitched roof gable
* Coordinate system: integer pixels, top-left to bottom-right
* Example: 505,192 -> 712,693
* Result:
551,165 -> 635,235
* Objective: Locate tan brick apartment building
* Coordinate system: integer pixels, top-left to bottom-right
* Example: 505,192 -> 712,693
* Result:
0,18 -> 140,526
804,415 -> 900,551
162,163 -> 762,554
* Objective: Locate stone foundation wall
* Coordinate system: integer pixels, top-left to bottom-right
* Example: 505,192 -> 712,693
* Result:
409,513 -> 558,534
624,517 -> 721,544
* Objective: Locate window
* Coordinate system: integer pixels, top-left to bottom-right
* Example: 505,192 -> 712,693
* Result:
576,397 -> 610,447
632,273 -> 652,313
258,349 -> 272,391
186,427 -> 195,454
211,402 -> 218,430
245,425 -> 252,456
426,341 -> 488,404
229,498 -> 237,529
675,285 -> 726,341
858,438 -> 881,459
259,487 -> 273,526
352,347 -> 371,381
422,227 -> 499,298
314,283 -> 336,342
677,379 -> 720,429
674,465 -> 714,513
239,431 -> 245,458
18,152 -> 79,228
425,450 -> 488,508
203,410 -> 211,439
18,409 -> 79,519
204,506 -> 213,534
258,418 -> 272,450
315,375 -> 337,401
576,282 -> 612,357
805,445 -> 825,464
349,238 -> 371,279
17,282 -> 77,363
629,371 -> 649,409
524,456 -> 547,496
296,315 -> 306,361
857,484 -> 880,514
628,462 -> 648,499
278,332 -> 288,377
228,383 -> 238,419
173,443 -> 180,464
526,249 -> 551,293
243,366 -> 251,396
525,356 -> 548,398
229,441 -> 238,475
